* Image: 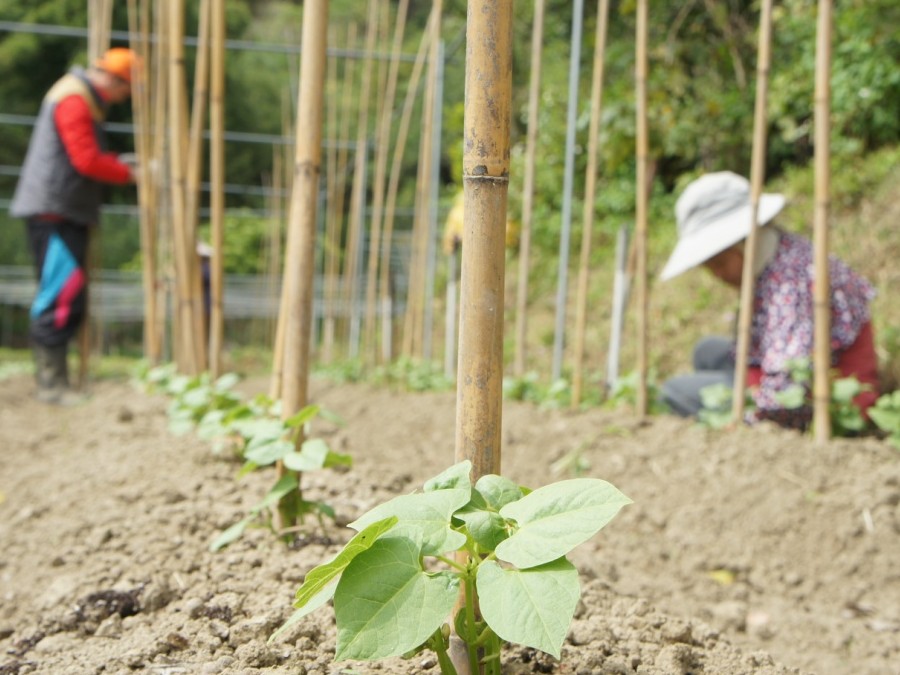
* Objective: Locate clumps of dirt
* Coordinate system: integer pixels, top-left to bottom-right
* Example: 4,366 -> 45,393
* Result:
71,587 -> 142,632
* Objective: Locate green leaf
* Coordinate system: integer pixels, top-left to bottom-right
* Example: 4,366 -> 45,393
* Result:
255,474 -> 299,512
334,537 -> 459,660
456,509 -> 509,551
476,557 -> 579,659
244,438 -> 294,466
284,404 -> 320,429
774,384 -> 807,410
424,460 -> 472,491
271,578 -> 339,643
230,418 -> 285,442
214,372 -> 241,391
294,517 -> 398,609
210,516 -> 253,552
455,475 -> 523,551
349,489 -> 470,556
474,474 -> 524,510
497,479 -> 631,568
832,377 -> 862,403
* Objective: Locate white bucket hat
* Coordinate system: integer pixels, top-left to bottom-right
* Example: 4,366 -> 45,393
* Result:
660,171 -> 785,281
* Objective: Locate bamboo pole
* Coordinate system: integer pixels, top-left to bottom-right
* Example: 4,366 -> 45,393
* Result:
153,0 -> 174,363
209,0 -> 225,378
321,32 -> 339,361
813,0 -> 833,442
186,0 -> 211,372
732,0 -> 774,423
378,15 -> 432,363
402,0 -> 442,360
444,248 -> 458,379
513,0 -> 546,378
167,0 -> 198,375
279,0 -> 328,522
634,0 -> 649,417
571,0 -> 610,408
127,0 -> 161,364
456,0 -> 511,481
363,0 -> 411,364
342,1 -> 379,357
322,24 -> 358,361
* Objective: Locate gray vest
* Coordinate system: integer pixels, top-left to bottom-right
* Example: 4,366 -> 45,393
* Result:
10,68 -> 110,225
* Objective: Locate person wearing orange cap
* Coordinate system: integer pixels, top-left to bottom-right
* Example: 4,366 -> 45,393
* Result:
9,47 -> 141,405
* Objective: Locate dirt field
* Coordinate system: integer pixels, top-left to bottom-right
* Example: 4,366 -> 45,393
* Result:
1,373 -> 898,674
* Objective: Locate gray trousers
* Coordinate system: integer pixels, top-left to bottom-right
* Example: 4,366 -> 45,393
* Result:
661,336 -> 735,417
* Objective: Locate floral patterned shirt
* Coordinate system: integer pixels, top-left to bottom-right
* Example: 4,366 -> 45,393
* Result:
748,231 -> 875,426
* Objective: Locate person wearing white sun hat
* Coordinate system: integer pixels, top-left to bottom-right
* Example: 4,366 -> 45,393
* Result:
659,171 -> 879,428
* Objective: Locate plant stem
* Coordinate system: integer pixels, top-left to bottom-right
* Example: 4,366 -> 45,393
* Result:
464,573 -> 481,675
434,636 -> 459,675
436,554 -> 468,572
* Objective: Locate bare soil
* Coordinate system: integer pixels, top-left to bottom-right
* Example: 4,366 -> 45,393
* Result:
1,374 -> 898,675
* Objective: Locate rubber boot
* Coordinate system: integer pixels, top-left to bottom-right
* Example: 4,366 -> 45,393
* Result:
33,344 -> 86,406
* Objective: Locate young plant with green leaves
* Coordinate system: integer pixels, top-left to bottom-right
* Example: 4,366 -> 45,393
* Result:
137,364 -> 351,549
773,358 -> 868,435
274,460 -> 631,673
868,390 -> 900,450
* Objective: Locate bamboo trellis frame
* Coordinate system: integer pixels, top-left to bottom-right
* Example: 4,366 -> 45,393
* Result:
209,0 -> 225,378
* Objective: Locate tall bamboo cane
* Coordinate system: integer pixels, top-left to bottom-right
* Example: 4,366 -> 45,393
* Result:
813,0 -> 833,442
634,0 -> 649,417
513,0 -> 546,378
571,0 -> 610,408
209,0 -> 226,378
453,3 -> 511,671
186,0 -> 211,372
457,0 -> 510,482
279,0 -> 328,526
127,0 -> 161,364
167,0 -> 198,374
322,24 -> 357,361
363,0 -> 411,364
342,0 -> 379,357
378,16 -> 432,363
402,0 -> 442,359
732,0 -> 774,423
321,32 -> 339,361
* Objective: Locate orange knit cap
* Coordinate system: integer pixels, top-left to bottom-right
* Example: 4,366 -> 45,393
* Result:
94,48 -> 141,83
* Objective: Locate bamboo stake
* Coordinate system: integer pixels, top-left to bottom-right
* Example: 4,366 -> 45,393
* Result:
513,0 -> 546,378
342,1 -> 379,357
456,0 -> 510,481
363,0 -> 411,364
127,0 -> 161,364
320,33 -> 339,361
152,0 -> 172,363
186,0 -> 211,372
167,0 -> 198,375
279,0 -> 328,522
209,0 -> 225,378
732,0 -> 774,423
571,0 -> 610,408
402,0 -> 442,360
322,24 -> 357,361
378,15 -> 432,363
813,0 -> 832,442
634,0 -> 649,417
